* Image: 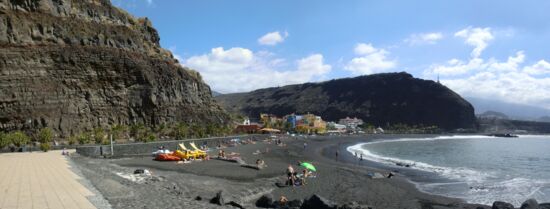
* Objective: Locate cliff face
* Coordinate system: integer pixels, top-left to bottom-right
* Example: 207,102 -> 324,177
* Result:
217,72 -> 477,130
0,0 -> 229,136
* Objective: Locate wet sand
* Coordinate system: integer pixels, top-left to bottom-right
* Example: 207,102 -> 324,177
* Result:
71,134 -> 490,209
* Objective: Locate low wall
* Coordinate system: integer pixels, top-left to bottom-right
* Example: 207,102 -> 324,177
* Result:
0,145 -> 78,153
76,134 -> 263,158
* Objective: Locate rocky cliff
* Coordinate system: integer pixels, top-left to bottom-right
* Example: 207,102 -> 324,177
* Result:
0,0 -> 228,136
217,72 -> 477,130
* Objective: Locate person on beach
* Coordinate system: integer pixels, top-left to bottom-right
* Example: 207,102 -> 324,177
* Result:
287,165 -> 296,186
256,159 -> 266,168
279,196 -> 288,205
360,153 -> 363,161
303,142 -> 307,150
335,150 -> 339,161
301,169 -> 309,185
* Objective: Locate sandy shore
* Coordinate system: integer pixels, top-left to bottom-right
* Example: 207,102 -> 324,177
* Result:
71,134 -> 491,209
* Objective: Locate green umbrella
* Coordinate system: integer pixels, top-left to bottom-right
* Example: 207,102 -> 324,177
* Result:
300,162 -> 317,172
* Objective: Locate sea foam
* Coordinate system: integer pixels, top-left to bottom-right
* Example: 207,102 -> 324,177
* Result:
346,135 -> 550,206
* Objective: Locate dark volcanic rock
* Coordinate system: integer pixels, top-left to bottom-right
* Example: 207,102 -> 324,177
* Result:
217,72 -> 476,130
0,0 -> 228,135
338,202 -> 372,209
301,194 -> 337,209
520,199 -> 538,209
210,190 -> 224,206
227,200 -> 244,209
288,199 -> 302,207
256,194 -> 274,208
492,201 -> 514,209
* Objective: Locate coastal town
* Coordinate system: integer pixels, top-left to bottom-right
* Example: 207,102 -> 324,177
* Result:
235,113 -> 372,135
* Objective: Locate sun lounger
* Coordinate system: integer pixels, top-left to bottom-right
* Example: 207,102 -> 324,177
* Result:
179,143 -> 190,151
173,150 -> 194,160
190,142 -> 207,153
189,142 -> 208,158
178,143 -> 202,159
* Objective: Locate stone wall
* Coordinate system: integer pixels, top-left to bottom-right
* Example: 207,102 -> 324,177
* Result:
76,134 -> 262,158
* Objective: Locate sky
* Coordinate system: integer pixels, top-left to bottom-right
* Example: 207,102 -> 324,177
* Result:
112,0 -> 550,110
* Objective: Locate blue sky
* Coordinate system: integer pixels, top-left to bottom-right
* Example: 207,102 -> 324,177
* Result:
113,0 -> 550,109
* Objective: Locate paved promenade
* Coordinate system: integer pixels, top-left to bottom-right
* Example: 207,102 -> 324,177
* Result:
0,150 -> 97,209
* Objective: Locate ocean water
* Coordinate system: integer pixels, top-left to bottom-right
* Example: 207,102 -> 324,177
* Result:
347,135 -> 550,206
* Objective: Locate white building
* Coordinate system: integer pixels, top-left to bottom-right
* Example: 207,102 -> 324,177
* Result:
338,117 -> 364,130
327,122 -> 347,133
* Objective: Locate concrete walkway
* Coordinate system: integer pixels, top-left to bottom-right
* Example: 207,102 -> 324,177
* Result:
0,150 -> 97,209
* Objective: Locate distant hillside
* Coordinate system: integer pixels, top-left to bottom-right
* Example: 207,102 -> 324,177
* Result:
217,72 -> 477,131
478,118 -> 550,134
478,111 -> 509,120
466,97 -> 550,120
212,91 -> 223,97
539,116 -> 550,122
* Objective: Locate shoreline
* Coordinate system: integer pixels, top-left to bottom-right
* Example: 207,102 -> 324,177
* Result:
322,135 -> 471,203
71,134 -> 493,209
338,134 -> 550,207
317,135 -> 471,202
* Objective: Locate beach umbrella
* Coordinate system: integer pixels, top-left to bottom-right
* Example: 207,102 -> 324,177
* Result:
300,162 -> 317,172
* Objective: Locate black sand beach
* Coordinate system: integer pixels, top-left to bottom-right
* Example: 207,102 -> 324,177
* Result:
71,135 -> 491,209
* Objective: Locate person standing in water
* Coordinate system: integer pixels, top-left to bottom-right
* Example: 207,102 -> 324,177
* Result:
335,150 -> 339,161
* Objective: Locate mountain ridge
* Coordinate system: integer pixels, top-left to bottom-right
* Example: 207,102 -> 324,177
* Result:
466,97 -> 550,121
217,72 -> 477,130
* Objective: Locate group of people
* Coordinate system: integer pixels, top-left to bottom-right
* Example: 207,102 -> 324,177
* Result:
286,164 -> 312,186
354,151 -> 364,161
217,149 -> 226,158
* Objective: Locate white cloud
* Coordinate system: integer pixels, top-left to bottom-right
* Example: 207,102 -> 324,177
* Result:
523,60 -> 550,75
183,47 -> 330,93
426,51 -> 527,77
454,27 -> 494,58
295,54 -> 332,79
258,31 -> 288,46
487,51 -> 525,72
405,32 -> 443,45
422,26 -> 550,109
146,0 -> 153,5
354,43 -> 377,55
443,72 -> 550,109
344,43 -> 397,75
426,58 -> 485,76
